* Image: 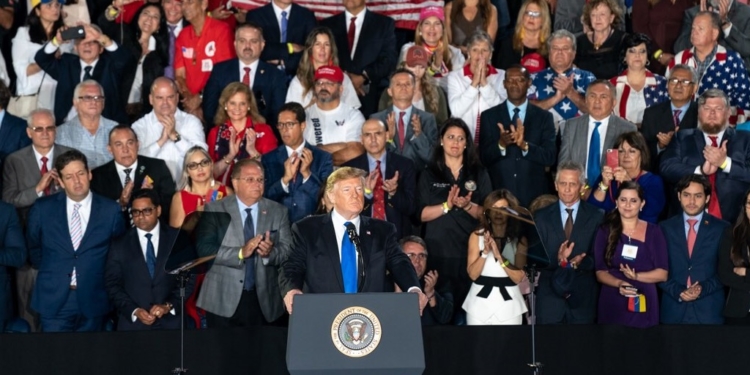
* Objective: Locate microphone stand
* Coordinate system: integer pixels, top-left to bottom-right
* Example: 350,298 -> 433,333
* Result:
345,224 -> 366,291
171,270 -> 190,375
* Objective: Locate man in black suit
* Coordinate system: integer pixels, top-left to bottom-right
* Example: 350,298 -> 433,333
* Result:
282,167 -> 426,315
641,64 -> 699,172
534,161 -> 604,324
0,201 -> 26,331
399,236 -> 453,326
105,189 -> 184,331
245,0 -> 317,77
479,65 -> 557,207
203,22 -> 287,132
343,119 -> 416,239
0,81 -> 30,176
34,23 -> 131,125
91,125 -> 176,226
321,0 -> 397,117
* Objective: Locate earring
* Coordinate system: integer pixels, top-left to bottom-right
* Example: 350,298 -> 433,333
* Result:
224,107 -> 227,111
441,143 -> 444,146
646,60 -> 650,67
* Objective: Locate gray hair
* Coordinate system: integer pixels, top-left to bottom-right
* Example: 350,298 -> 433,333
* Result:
73,79 -> 104,102
399,235 -> 428,255
27,108 -> 55,128
586,79 -> 617,99
555,161 -> 586,185
697,88 -> 730,108
548,29 -> 577,52
464,30 -> 494,53
695,10 -> 722,32
669,64 -> 699,84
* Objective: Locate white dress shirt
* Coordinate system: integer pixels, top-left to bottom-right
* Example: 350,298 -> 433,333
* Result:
67,192 -> 93,241
446,68 -> 507,141
331,209 -> 361,264
280,142 -> 309,192
585,116 -> 611,177
238,59 -> 259,89
115,160 -> 138,187
271,1 -> 292,41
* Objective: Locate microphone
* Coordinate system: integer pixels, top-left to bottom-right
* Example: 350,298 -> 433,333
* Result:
344,222 -> 366,290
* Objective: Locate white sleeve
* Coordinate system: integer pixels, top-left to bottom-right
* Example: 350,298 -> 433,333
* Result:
346,109 -> 365,142
172,114 -> 208,154
12,28 -> 40,96
447,72 -> 479,118
342,75 -> 362,109
133,119 -> 161,157
286,77 -> 306,106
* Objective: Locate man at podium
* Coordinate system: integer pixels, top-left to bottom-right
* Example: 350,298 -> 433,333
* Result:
281,167 -> 427,314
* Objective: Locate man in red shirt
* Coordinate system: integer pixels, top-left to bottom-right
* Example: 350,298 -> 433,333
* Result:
174,0 -> 235,122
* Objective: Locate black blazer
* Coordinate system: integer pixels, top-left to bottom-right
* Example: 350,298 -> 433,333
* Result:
719,236 -> 750,318
0,201 -> 26,325
321,9 -> 396,116
245,3 -> 317,77
533,200 -> 604,324
479,101 -> 557,207
283,214 -> 419,294
641,100 -> 699,172
105,225 -> 188,331
202,58 -> 288,132
0,111 -> 31,193
90,156 -> 176,226
343,152 -> 417,239
34,41 -> 132,125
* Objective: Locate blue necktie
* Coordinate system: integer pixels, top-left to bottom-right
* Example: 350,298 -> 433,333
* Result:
341,222 -> 357,293
587,121 -> 602,185
280,11 -> 288,43
145,233 -> 156,278
243,208 -> 256,291
511,107 -> 520,125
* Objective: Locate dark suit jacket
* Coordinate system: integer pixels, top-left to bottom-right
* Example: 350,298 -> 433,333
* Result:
0,111 -> 32,193
659,213 -> 728,324
321,9 -> 396,116
640,100 -> 698,172
370,107 -> 438,172
534,200 -> 604,324
660,127 -> 750,221
479,101 -> 557,207
34,42 -> 132,125
283,213 -> 420,294
0,201 -> 26,325
27,193 -> 126,318
90,156 -> 176,226
262,142 -> 333,223
202,58 -> 288,130
717,229 -> 750,318
105,225 -> 186,331
245,3 -> 317,76
343,152 -> 416,239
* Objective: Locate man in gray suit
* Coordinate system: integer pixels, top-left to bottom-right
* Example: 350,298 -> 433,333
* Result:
196,158 -> 291,327
1,108 -> 72,331
370,69 -> 438,172
559,80 -> 637,187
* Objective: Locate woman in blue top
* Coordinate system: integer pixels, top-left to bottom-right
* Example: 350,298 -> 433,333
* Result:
587,131 -> 665,223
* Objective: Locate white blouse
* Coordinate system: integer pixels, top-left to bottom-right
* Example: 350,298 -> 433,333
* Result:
12,27 -> 73,110
446,67 -> 507,143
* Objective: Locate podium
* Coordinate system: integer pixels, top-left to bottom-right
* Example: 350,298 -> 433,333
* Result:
287,293 -> 425,375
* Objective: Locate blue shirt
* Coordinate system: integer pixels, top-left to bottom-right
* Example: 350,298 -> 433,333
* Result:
237,198 -> 259,236
683,211 -> 704,238
56,116 -> 118,169
558,199 -> 581,230
506,100 -> 528,123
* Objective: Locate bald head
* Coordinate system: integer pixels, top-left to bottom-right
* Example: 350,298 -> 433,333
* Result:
149,77 -> 179,117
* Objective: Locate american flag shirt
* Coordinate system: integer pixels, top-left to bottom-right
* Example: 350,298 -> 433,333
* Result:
528,67 -> 597,126
667,45 -> 750,124
610,70 -> 668,124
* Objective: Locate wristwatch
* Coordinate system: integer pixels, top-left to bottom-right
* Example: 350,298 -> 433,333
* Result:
172,132 -> 182,142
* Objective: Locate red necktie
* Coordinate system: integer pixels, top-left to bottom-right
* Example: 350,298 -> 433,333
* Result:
397,111 -> 406,149
242,67 -> 252,87
673,109 -> 682,128
347,17 -> 357,53
706,136 -> 722,218
372,160 -> 386,220
40,156 -> 50,196
686,218 -> 697,286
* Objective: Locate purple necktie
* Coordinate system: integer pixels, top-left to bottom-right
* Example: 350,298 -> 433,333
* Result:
165,25 -> 177,79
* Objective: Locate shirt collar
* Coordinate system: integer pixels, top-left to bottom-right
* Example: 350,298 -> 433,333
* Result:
67,191 -> 93,207
33,145 -> 54,160
115,160 -> 138,172
136,221 -> 160,241
683,211 -> 704,224
508,100 -> 528,113
284,141 -> 307,157
240,59 -> 260,73
237,197 -> 260,213
331,208 -> 361,229
346,7 -> 367,20
559,199 -> 580,212
80,58 -> 99,72
589,115 -> 611,127
271,0 -> 291,17
671,101 -> 691,113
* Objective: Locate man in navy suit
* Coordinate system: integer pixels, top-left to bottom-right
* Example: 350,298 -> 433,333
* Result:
34,23 -> 131,125
245,0 -> 317,77
105,189 -> 184,331
263,102 -> 333,223
203,22 -> 287,132
321,0 -> 397,117
659,174 -> 728,324
0,81 -> 32,193
480,65 -> 557,207
661,88 -> 750,222
534,161 -> 604,324
0,201 -> 26,331
282,167 -> 426,315
27,150 -> 125,332
343,119 -> 416,239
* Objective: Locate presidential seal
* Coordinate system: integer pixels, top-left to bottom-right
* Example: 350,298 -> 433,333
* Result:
331,306 -> 382,358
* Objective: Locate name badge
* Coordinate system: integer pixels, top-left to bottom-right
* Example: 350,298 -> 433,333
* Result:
201,59 -> 213,72
622,244 -> 638,261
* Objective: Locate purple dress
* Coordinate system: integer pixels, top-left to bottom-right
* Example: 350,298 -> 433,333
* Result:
594,223 -> 668,328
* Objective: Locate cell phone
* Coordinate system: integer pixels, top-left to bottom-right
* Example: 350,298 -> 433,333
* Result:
606,149 -> 619,169
61,26 -> 86,41
623,286 -> 638,292
226,1 -> 238,13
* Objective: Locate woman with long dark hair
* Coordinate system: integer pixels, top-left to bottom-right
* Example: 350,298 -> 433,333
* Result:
445,0 -> 498,54
719,189 -> 750,325
594,181 -> 668,327
418,118 -> 492,323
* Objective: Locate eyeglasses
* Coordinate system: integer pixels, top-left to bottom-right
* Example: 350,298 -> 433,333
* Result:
78,95 -> 105,102
131,207 -> 156,217
187,159 -> 211,170
277,121 -> 299,129
524,10 -> 541,18
550,46 -> 573,53
234,176 -> 265,184
701,105 -> 726,114
315,81 -> 339,88
29,126 -> 56,133
667,78 -> 694,86
405,253 -> 428,260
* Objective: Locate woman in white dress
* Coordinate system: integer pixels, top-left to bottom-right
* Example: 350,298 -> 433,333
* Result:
12,0 -> 72,113
285,26 -> 360,109
464,189 -> 528,325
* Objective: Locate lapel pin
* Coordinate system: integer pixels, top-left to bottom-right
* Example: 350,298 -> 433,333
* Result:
366,230 -> 371,235
262,210 -> 267,215
260,69 -> 264,74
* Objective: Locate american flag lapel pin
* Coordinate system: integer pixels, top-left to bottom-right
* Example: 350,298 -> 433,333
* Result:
262,210 -> 267,215
366,230 -> 371,235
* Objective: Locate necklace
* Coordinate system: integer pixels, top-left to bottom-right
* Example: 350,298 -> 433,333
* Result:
592,28 -> 613,51
623,221 -> 639,244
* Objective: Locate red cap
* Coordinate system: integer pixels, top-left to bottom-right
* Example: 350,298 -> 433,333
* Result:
520,53 -> 547,74
405,45 -> 429,68
314,65 -> 344,83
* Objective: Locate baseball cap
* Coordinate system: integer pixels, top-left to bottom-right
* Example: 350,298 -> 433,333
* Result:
419,6 -> 444,22
405,46 -> 429,68
314,65 -> 344,83
31,0 -> 66,9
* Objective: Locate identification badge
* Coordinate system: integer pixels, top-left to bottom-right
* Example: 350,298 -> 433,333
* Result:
622,244 -> 638,260
201,59 -> 213,72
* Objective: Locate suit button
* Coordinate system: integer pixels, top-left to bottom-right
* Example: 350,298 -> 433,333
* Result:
513,174 -> 517,177
74,255 -> 78,259
239,280 -> 243,283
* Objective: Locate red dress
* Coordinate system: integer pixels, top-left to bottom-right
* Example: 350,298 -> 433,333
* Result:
207,118 -> 278,186
180,184 -> 229,329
